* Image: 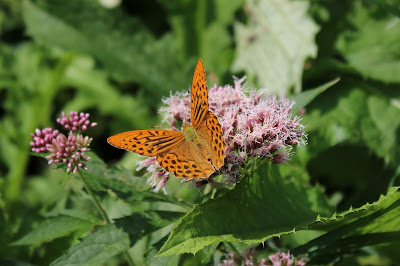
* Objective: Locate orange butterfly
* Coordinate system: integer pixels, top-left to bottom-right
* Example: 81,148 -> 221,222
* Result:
107,59 -> 226,180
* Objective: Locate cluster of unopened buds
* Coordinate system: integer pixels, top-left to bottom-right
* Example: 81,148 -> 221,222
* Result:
221,250 -> 306,266
140,77 -> 307,192
30,111 -> 97,173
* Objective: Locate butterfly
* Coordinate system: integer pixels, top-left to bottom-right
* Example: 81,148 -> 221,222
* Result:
107,59 -> 226,181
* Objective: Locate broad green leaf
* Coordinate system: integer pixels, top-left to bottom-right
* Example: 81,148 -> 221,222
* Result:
114,211 -> 183,246
51,224 -> 129,266
303,79 -> 400,168
292,187 -> 400,263
336,2 -> 400,83
12,211 -> 97,246
22,0 -> 192,97
289,77 -> 340,115
232,0 -> 319,95
157,163 -> 333,256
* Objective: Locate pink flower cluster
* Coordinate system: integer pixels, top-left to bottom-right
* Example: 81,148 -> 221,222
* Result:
57,111 -> 97,132
30,128 -> 59,153
141,77 -> 307,190
30,111 -> 95,173
221,250 -> 306,266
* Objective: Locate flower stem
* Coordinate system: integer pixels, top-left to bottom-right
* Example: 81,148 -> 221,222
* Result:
76,169 -> 110,224
76,170 -> 135,266
225,241 -> 241,259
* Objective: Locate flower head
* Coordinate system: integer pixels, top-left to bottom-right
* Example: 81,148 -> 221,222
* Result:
45,131 -> 92,173
141,77 -> 307,189
30,128 -> 59,153
220,250 -> 306,266
30,111 -> 96,173
57,111 -> 97,132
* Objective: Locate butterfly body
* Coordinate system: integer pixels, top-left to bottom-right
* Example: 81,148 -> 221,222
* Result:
108,59 -> 226,180
183,124 -> 201,145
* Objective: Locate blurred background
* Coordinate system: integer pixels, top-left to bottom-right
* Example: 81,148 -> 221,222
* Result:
1,0 -> 400,264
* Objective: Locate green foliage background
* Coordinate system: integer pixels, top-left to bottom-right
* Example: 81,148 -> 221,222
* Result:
1,0 -> 400,265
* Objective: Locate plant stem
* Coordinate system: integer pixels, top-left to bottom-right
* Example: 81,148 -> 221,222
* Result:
76,170 -> 135,266
77,169 -> 110,224
225,241 -> 241,259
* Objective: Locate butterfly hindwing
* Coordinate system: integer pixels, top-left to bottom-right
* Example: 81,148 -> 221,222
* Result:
195,111 -> 226,170
191,59 -> 209,129
107,129 -> 185,156
156,140 -> 215,180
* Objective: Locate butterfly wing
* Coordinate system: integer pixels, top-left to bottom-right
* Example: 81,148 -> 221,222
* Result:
108,129 -> 214,180
195,111 -> 226,170
191,59 -> 209,129
107,129 -> 185,156
156,140 -> 215,180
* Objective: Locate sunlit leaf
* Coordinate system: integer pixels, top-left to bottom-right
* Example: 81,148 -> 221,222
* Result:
232,0 -> 319,94
158,163 -> 333,256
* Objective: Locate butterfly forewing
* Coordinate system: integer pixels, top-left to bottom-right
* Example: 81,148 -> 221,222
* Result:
191,59 -> 209,129
107,130 -> 185,157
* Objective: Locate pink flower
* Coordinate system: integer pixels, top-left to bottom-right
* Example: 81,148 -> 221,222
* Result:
142,77 -> 307,188
45,131 -> 92,173
30,111 -> 96,173
220,250 -> 306,266
269,251 -> 306,266
57,111 -> 97,132
30,128 -> 59,153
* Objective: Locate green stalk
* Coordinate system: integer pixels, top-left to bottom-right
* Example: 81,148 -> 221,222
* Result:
77,169 -> 110,224
76,170 -> 135,266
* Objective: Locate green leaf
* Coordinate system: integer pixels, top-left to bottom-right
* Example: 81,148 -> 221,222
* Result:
336,2 -> 400,83
157,163 -> 333,256
232,0 -> 319,94
12,211 -> 97,246
51,224 -> 129,266
22,0 -> 192,96
83,155 -> 192,209
292,187 -> 400,263
51,212 -> 182,266
303,79 -> 400,168
114,211 -> 183,246
289,77 -> 340,115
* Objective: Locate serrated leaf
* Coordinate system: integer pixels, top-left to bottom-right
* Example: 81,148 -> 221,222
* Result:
289,78 -> 340,115
232,0 -> 319,94
13,212 -> 96,246
51,224 -> 129,266
336,2 -> 400,83
292,187 -> 400,263
157,163 -> 333,256
22,0 -> 192,97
